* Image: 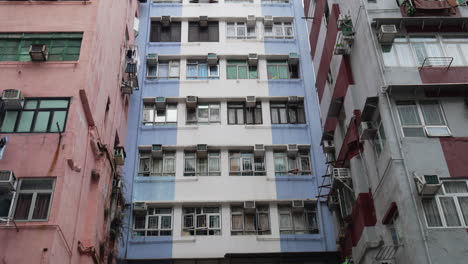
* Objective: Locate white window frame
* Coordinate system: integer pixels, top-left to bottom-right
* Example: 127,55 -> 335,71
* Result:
12,178 -> 55,221
229,152 -> 266,176
186,103 -> 221,124
372,115 -> 386,156
230,205 -> 271,235
264,22 -> 294,39
133,208 -> 173,237
186,60 -> 219,79
273,151 -> 311,176
184,151 -> 221,176
278,203 -> 319,234
422,180 -> 468,228
182,207 -> 221,236
142,103 -> 178,125
147,60 -> 180,79
395,100 -> 451,138
138,151 -> 176,176
226,22 -> 256,39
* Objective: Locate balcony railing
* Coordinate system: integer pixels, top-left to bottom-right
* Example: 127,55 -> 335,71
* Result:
420,57 -> 453,69
375,245 -> 401,261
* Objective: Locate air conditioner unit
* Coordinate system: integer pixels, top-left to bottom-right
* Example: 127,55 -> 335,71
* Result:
288,52 -> 299,65
133,202 -> 147,214
244,201 -> 256,212
415,174 -> 442,196
207,53 -> 218,65
246,96 -> 256,107
288,96 -> 299,105
155,97 -> 166,109
287,144 -> 298,157
248,53 -> 258,66
120,81 -> 134,95
161,16 -> 172,27
1,89 -> 24,110
0,170 -> 17,193
199,16 -> 209,27
151,144 -> 163,158
247,15 -> 256,26
114,146 -> 126,166
146,53 -> 158,66
186,96 -> 198,108
264,15 -> 273,26
197,144 -> 208,157
359,121 -> 377,140
29,44 -> 48,61
332,168 -> 350,180
323,140 -> 335,153
292,200 -> 304,208
378,25 -> 397,44
254,144 -> 265,157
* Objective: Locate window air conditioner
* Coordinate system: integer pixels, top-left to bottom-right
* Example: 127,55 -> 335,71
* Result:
1,89 -> 24,110
161,16 -> 172,27
197,144 -> 208,157
378,25 -> 397,44
287,144 -> 298,157
246,96 -> 256,107
0,170 -> 17,193
146,53 -> 158,66
332,168 -> 350,181
186,96 -> 198,108
254,144 -> 265,157
414,174 -> 442,196
121,81 -> 134,95
244,201 -> 256,211
207,53 -> 218,65
199,16 -> 209,27
288,96 -> 299,105
248,53 -> 258,66
114,146 -> 126,166
292,200 -> 304,208
152,144 -> 163,158
323,140 -> 335,153
359,121 -> 377,140
288,52 -> 299,65
133,202 -> 147,213
29,44 -> 48,61
155,97 -> 166,109
264,15 -> 273,26
247,15 -> 256,26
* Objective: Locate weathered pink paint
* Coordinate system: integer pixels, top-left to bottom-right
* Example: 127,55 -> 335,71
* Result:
0,1 -> 138,263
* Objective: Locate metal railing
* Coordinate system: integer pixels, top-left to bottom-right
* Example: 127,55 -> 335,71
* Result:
420,57 -> 453,70
375,244 -> 401,261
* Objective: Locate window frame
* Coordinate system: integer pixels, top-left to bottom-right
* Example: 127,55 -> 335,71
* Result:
182,207 -> 221,236
266,60 -> 299,79
226,22 -> 256,40
188,21 -> 219,42
186,103 -> 221,124
230,205 -> 271,235
273,151 -> 311,176
270,101 -> 306,124
146,60 -> 180,79
373,115 -> 386,156
227,102 -> 262,125
186,60 -> 219,80
264,22 -> 294,39
133,208 -> 173,237
12,178 -> 55,221
138,151 -> 176,177
226,60 -> 258,80
229,152 -> 266,176
184,151 -> 221,176
278,203 -> 319,234
142,103 -> 178,125
149,21 -> 182,43
0,98 -> 71,134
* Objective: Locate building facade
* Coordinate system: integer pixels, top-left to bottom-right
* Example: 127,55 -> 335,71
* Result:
119,0 -> 338,263
0,0 -> 138,263
305,0 -> 468,263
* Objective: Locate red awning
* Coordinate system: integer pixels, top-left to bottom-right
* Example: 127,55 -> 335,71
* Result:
382,202 -> 398,225
335,110 -> 362,168
413,0 -> 452,9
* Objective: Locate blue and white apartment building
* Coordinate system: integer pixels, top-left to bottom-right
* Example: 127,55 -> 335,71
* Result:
119,0 -> 338,263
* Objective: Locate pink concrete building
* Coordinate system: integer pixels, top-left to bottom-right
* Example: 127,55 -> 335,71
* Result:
0,0 -> 139,263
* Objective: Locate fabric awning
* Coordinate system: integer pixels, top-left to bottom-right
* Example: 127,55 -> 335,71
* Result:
335,110 -> 362,168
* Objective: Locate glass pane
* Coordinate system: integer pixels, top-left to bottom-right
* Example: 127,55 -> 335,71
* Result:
209,215 -> 220,228
422,199 -> 442,227
33,112 -> 50,132
14,194 -> 33,220
271,108 -> 279,124
184,214 -> 194,228
208,157 -> 220,172
198,64 -> 208,78
244,214 -> 255,230
169,62 -> 180,77
228,108 -> 236,124
267,65 -> 278,79
227,26 -> 236,37
274,156 -> 286,173
278,65 -> 289,79
158,63 -> 169,78
230,158 -> 240,172
187,64 -> 198,77
17,111 -> 34,132
440,197 -> 461,226
420,101 -> 445,125
1,112 -> 18,132
166,106 -> 177,122
198,107 -> 209,121
301,157 -> 311,171
242,157 -> 252,172
238,66 -> 248,79
249,66 -> 258,79
279,108 -> 288,123
279,214 -> 292,229
458,197 -> 468,225
148,216 -> 159,229
20,179 -> 54,190
139,158 -> 150,173
24,100 -> 38,110
444,182 -> 468,193
394,43 -> 414,67
236,109 -> 244,124
39,100 -> 68,109
403,127 -> 425,137
161,216 -> 172,229
293,213 -> 305,230
50,111 -> 66,132
227,65 -> 238,79
185,158 -> 196,173
397,103 -> 421,125
32,193 -> 51,219
232,214 -> 243,230
196,215 -> 207,228
152,159 -> 162,174
164,158 -> 175,173
197,158 -> 208,175
134,216 -> 146,229
209,107 -> 220,122
155,109 -> 166,123
444,44 -> 463,66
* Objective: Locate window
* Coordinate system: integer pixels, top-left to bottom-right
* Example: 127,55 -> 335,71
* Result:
184,151 -> 221,176
0,192 -> 12,218
0,33 -> 82,62
188,21 -> 219,42
227,22 -> 256,39
396,100 -> 450,137
442,36 -> 468,66
373,115 -> 386,155
267,60 -> 299,79
226,61 -> 258,79
422,180 -> 468,228
231,205 -> 270,235
0,98 -> 70,133
274,150 -> 311,176
278,203 -> 318,234
150,21 -> 181,42
138,151 -> 176,176
186,104 -> 220,124
264,22 -> 294,39
142,103 -> 177,125
147,60 -> 180,79
227,103 -> 262,125
133,208 -> 172,236
186,60 -> 219,79
270,101 -> 306,124
13,178 -> 55,221
229,152 -> 266,176
182,207 -> 221,236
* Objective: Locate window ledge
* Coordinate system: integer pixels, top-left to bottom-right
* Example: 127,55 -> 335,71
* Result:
0,61 -> 79,66
141,124 -> 177,130
144,79 -> 180,84
151,3 -> 182,7
256,235 -> 321,241
135,176 -> 178,182
226,39 -> 263,43
267,176 -> 314,181
244,125 -> 270,129
180,79 -> 210,84
271,124 -> 308,129
264,39 -> 295,43
147,42 -> 181,47
265,79 -> 302,84
178,125 -> 199,130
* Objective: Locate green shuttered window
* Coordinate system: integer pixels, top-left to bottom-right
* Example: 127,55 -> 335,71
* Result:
0,33 -> 83,62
